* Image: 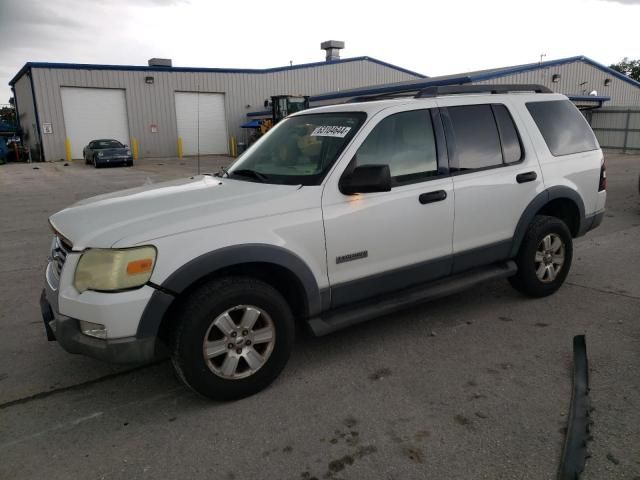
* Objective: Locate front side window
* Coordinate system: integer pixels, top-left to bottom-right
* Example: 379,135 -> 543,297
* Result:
526,100 -> 598,156
228,113 -> 366,186
354,109 -> 438,185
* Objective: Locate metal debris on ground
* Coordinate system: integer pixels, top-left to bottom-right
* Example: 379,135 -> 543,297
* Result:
557,335 -> 593,480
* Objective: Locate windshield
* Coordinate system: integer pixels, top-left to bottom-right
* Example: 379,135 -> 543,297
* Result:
94,140 -> 124,149
228,112 -> 366,185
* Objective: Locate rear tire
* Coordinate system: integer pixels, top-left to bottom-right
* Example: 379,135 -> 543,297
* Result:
509,215 -> 573,297
171,277 -> 295,401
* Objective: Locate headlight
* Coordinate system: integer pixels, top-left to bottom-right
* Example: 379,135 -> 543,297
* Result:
74,246 -> 156,293
126,150 -> 132,156
97,151 -> 104,157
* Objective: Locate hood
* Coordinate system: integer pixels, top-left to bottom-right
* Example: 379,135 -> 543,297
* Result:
49,176 -> 308,249
97,148 -> 129,157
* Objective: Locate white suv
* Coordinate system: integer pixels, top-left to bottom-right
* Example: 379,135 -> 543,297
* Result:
41,84 -> 606,400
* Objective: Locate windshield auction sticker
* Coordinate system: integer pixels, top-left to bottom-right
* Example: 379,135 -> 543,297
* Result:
310,126 -> 352,138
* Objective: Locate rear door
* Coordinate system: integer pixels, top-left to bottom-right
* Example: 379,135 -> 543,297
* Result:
437,97 -> 545,272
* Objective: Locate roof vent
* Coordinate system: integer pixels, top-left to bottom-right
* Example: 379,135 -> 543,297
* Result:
321,40 -> 345,62
148,58 -> 172,67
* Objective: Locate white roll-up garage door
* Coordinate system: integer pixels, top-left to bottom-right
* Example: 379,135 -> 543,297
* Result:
60,87 -> 130,159
175,92 -> 228,155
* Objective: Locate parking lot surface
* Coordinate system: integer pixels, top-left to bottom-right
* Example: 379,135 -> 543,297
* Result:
1,154 -> 638,479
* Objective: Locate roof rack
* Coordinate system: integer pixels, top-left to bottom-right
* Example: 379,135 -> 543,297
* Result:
415,84 -> 552,98
346,92 -> 415,103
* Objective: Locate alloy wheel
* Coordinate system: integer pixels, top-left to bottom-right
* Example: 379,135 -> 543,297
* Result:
202,305 -> 276,380
534,233 -> 565,283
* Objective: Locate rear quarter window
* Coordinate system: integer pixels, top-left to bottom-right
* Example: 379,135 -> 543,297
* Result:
526,100 -> 598,156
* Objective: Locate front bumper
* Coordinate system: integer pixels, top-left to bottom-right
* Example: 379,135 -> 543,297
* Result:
42,252 -> 160,364
40,290 -> 157,364
40,290 -> 156,364
97,156 -> 132,165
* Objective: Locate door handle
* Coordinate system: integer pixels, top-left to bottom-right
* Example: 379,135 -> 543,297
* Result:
419,190 -> 447,204
516,171 -> 537,183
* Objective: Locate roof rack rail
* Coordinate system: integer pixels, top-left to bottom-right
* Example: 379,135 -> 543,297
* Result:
346,92 -> 415,103
415,84 -> 552,98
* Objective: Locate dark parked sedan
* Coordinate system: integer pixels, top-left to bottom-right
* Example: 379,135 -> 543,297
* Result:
83,139 -> 133,168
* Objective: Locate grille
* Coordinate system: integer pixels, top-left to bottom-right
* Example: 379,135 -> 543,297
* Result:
52,236 -> 72,277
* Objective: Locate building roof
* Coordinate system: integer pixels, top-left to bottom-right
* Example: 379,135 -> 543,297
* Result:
246,55 -> 635,117
312,55 -> 640,100
8,56 -> 427,86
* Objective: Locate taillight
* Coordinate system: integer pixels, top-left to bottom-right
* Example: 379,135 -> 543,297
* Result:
598,158 -> 607,192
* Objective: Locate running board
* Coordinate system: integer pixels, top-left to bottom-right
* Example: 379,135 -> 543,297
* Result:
308,261 -> 517,336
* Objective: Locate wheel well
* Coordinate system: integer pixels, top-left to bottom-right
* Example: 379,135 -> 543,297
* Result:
537,198 -> 580,237
156,262 -> 308,346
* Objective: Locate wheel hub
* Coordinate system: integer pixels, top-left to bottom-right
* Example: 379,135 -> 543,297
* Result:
534,233 -> 566,283
202,305 -> 276,380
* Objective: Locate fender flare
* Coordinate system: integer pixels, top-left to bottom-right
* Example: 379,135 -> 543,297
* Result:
510,186 -> 586,257
136,244 -> 324,339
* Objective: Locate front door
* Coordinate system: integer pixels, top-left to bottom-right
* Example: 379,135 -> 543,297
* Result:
322,106 -> 455,309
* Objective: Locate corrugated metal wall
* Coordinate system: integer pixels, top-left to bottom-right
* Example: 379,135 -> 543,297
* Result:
26,60 -> 419,160
473,60 -> 640,106
13,73 -> 40,160
588,108 -> 640,150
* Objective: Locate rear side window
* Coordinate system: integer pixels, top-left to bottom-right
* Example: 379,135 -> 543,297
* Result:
493,105 -> 523,163
445,104 -> 523,170
526,100 -> 598,156
447,105 -> 502,170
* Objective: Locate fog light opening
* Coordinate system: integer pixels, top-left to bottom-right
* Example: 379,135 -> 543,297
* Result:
79,320 -> 107,339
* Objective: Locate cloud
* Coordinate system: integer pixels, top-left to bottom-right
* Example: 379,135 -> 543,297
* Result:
595,0 -> 640,4
0,0 -> 184,101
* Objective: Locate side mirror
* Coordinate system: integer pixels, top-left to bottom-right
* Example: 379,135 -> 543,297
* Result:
339,164 -> 391,195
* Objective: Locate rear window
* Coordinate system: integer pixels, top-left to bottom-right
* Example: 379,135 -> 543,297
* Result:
526,100 -> 598,156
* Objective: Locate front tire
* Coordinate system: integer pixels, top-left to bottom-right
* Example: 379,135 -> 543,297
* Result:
509,215 -> 573,297
171,277 -> 295,401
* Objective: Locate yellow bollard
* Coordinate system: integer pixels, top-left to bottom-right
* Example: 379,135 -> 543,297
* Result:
230,135 -> 237,157
177,137 -> 183,159
131,137 -> 139,160
65,138 -> 72,162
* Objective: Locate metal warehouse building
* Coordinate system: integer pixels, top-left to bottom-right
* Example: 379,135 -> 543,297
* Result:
248,55 -> 640,152
9,43 -> 424,162
10,50 -> 640,162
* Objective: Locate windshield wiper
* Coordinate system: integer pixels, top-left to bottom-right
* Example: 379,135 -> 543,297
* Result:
230,169 -> 269,182
215,166 -> 230,178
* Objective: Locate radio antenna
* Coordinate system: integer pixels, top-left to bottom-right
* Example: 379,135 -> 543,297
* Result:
196,86 -> 201,175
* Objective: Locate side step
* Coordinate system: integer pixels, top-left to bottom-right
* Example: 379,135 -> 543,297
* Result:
308,261 -> 517,336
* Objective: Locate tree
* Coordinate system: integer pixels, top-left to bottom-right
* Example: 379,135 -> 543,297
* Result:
0,105 -> 16,124
609,58 -> 640,82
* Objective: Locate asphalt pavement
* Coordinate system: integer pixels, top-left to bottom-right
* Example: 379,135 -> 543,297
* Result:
0,154 -> 638,480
